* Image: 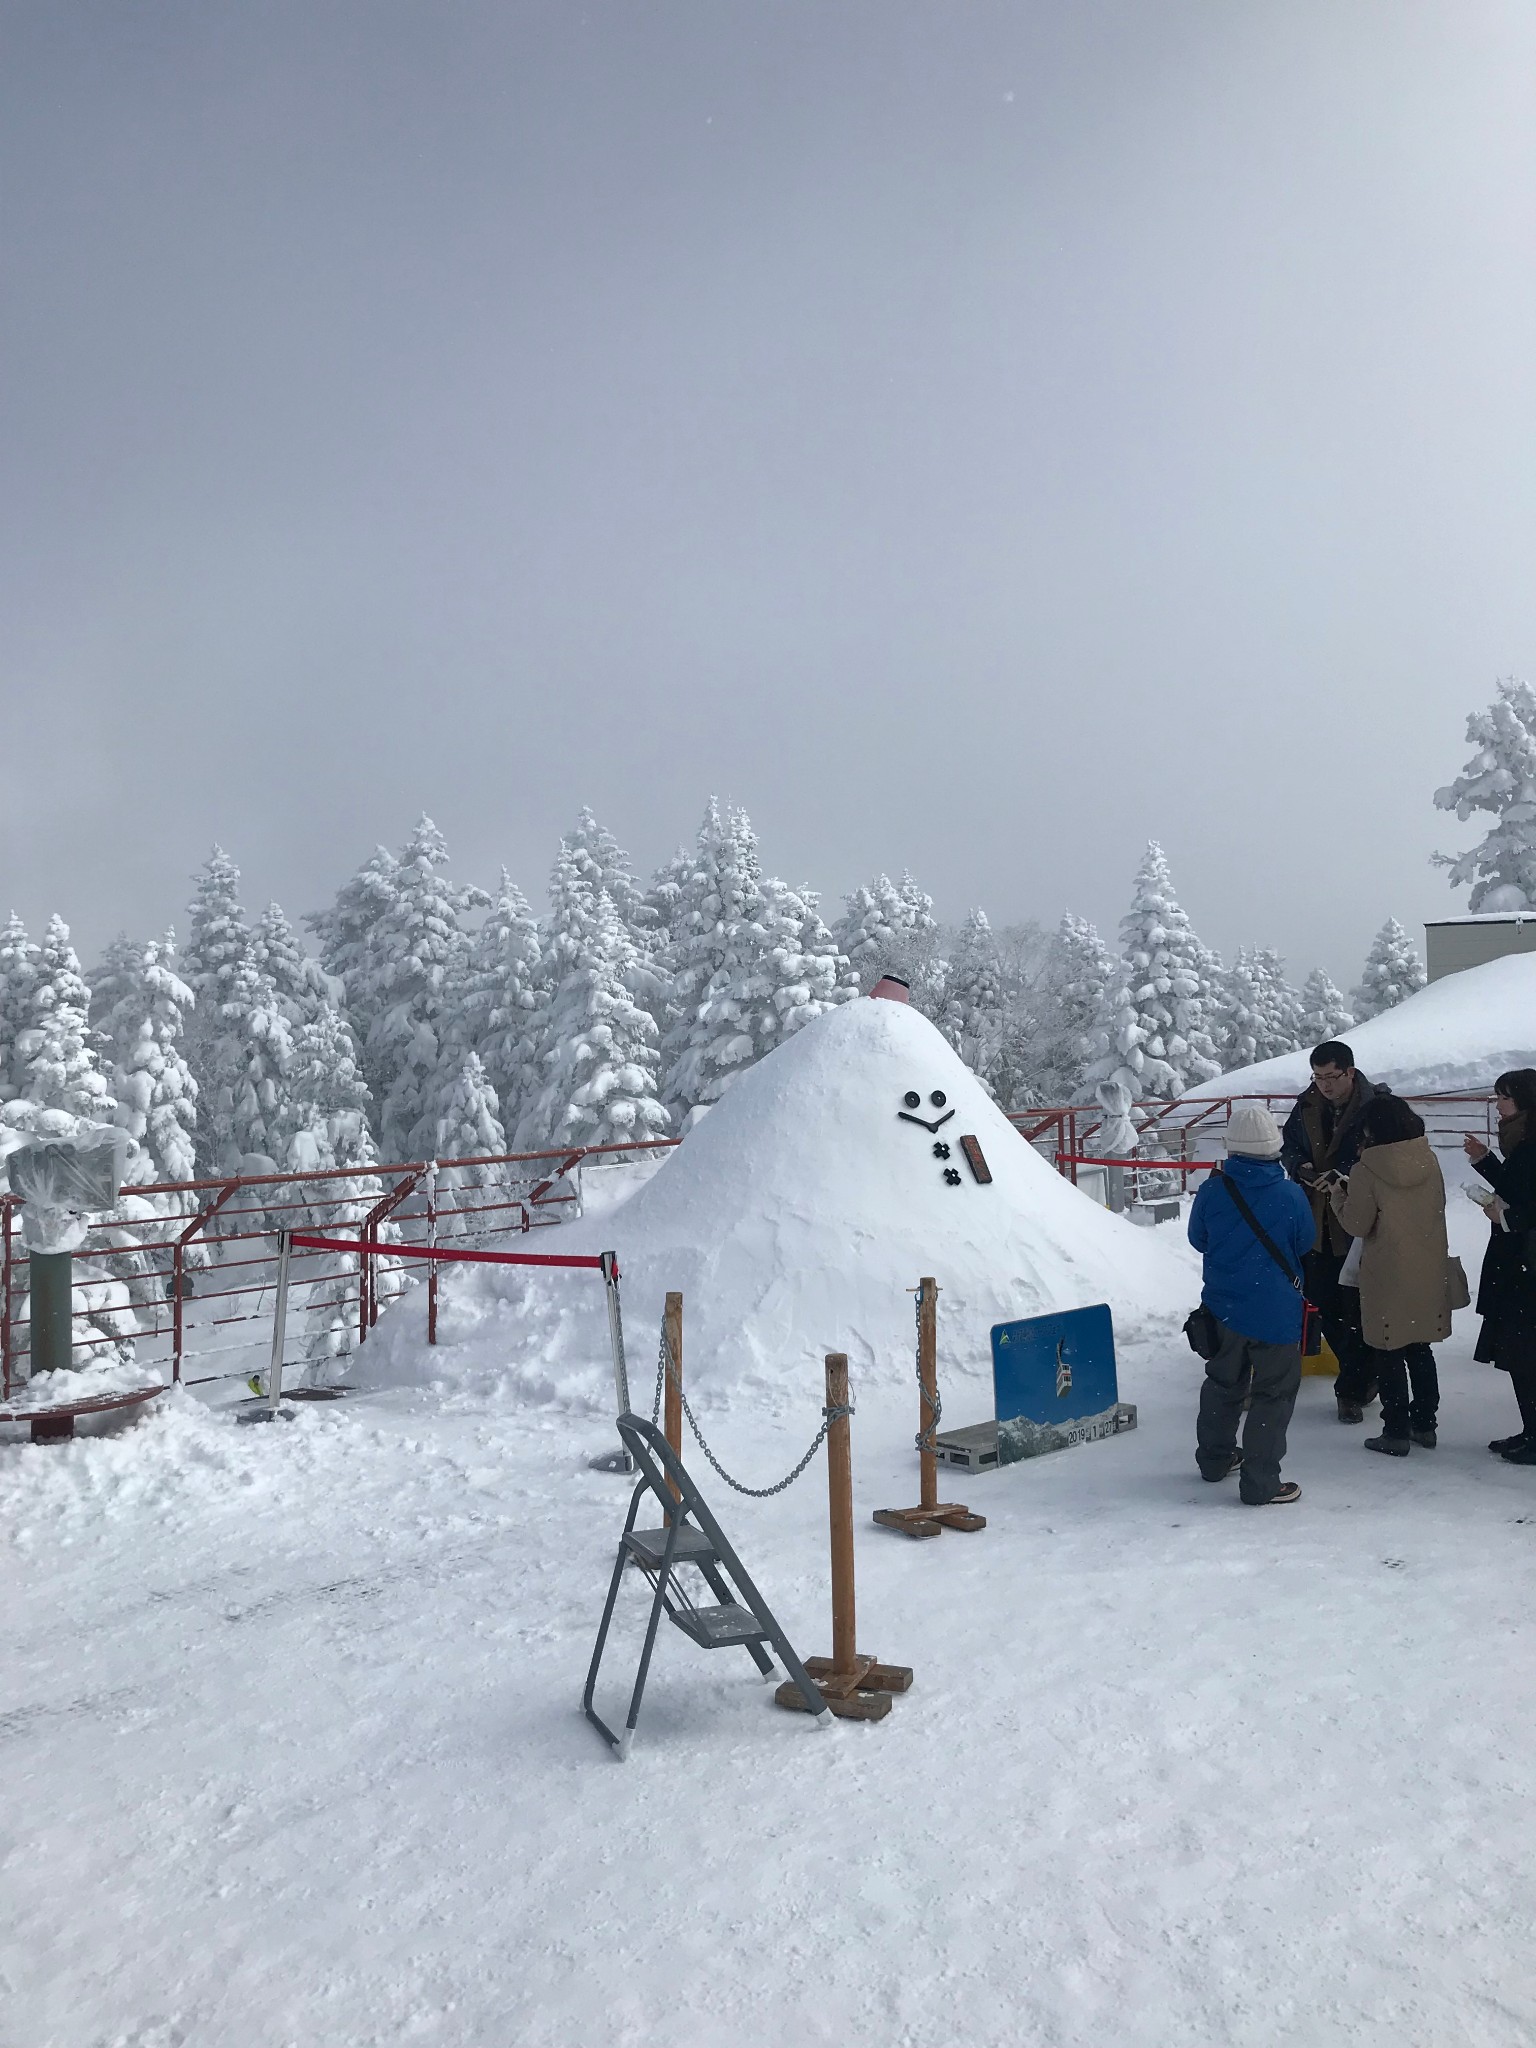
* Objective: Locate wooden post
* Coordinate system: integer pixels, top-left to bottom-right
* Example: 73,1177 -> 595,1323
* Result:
663,1291 -> 683,1503
776,1350 -> 913,1720
825,1352 -> 857,1675
872,1278 -> 986,1539
917,1277 -> 938,1513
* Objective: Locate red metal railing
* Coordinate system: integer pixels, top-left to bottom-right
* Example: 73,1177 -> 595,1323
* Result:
0,1138 -> 674,1401
0,1092 -> 1500,1402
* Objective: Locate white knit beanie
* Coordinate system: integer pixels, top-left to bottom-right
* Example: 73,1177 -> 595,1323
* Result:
1225,1103 -> 1284,1160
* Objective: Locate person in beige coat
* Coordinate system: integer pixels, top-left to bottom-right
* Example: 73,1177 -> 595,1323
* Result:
1328,1095 -> 1452,1456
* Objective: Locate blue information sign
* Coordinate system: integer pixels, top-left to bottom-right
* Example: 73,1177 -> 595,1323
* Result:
990,1303 -> 1126,1464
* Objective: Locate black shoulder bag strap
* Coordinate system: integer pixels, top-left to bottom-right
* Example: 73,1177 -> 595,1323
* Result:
1220,1172 -> 1304,1292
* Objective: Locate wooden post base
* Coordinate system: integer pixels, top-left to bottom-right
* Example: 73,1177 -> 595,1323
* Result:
872,1503 -> 986,1538
773,1651 -> 913,1721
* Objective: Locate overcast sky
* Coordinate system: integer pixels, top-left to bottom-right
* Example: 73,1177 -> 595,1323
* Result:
3,1 -> 1533,986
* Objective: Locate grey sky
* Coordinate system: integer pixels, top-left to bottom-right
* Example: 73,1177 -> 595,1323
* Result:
3,1 -> 1533,986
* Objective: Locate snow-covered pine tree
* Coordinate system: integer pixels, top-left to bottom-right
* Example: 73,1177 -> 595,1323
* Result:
253,901 -> 332,1026
1080,843 -> 1222,1102
655,800 -> 761,1110
940,909 -> 1007,1090
88,934 -> 144,1036
792,886 -> 859,1010
1352,918 -> 1426,1022
1015,913 -> 1119,1106
100,931 -> 199,1185
15,916 -> 114,1121
305,844 -> 401,1054
424,1051 -> 506,1237
184,846 -> 252,1026
666,868 -> 851,1114
1299,967 -> 1353,1045
1433,677 -> 1536,910
451,869 -> 546,1143
834,870 -> 945,1012
1251,948 -> 1307,1059
266,1002 -> 394,1374
79,930 -> 206,1311
365,816 -> 487,1160
0,912 -> 40,1101
1214,950 -> 1269,1072
897,871 -> 947,1016
569,807 -> 657,948
203,955 -> 294,1171
517,867 -> 669,1152
183,848 -> 254,1168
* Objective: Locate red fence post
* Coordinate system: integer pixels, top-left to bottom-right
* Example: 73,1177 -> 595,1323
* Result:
426,1163 -> 439,1347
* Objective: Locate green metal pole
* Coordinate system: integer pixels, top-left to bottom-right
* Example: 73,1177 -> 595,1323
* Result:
29,1251 -> 74,1375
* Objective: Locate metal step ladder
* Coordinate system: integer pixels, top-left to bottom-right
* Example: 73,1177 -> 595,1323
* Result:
583,1413 -> 828,1757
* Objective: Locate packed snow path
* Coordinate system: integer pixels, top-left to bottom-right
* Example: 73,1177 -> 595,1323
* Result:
5,1318 -> 1536,2046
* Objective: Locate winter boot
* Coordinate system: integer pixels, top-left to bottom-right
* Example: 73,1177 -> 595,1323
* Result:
1365,1435 -> 1410,1457
1410,1428 -> 1437,1449
1242,1481 -> 1302,1505
1490,1433 -> 1531,1454
1198,1450 -> 1244,1482
1336,1398 -> 1365,1424
1500,1441 -> 1536,1465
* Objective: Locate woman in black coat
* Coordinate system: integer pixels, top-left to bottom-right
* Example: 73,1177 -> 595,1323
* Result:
1464,1067 -> 1536,1462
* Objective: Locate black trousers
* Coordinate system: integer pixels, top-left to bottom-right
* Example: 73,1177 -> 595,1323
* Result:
1304,1248 -> 1375,1403
1510,1363 -> 1536,1437
1197,1320 -> 1302,1502
1371,1343 -> 1439,1439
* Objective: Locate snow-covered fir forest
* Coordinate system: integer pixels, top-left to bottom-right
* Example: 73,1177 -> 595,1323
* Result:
7,674 -> 1536,1196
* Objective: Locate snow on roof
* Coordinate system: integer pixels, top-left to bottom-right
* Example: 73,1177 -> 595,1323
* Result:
1185,950 -> 1536,1101
365,997 -> 1196,1412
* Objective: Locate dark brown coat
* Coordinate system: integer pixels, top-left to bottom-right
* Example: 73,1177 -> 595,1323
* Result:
1282,1072 -> 1390,1255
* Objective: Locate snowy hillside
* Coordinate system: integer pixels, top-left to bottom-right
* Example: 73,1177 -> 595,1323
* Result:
363,998 -> 1198,1417
1184,951 -> 1536,1099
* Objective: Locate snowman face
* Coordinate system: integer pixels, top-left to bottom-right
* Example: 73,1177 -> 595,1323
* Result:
898,1088 -> 954,1135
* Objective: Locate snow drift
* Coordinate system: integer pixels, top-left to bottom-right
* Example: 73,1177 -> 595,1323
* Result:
1184,952 -> 1536,1102
364,998 -> 1197,1413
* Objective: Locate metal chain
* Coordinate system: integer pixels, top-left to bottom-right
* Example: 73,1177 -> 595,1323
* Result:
650,1322 -> 845,1498
914,1282 -> 941,1460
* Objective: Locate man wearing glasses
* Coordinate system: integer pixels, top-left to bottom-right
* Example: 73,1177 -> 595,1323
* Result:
1280,1040 -> 1392,1423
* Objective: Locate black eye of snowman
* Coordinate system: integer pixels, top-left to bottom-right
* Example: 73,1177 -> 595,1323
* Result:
897,1086 -> 956,1134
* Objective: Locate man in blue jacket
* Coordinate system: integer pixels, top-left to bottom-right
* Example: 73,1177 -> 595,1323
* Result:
1189,1102 -> 1316,1505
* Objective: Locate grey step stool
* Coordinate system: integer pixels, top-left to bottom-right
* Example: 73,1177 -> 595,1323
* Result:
583,1413 -> 828,1757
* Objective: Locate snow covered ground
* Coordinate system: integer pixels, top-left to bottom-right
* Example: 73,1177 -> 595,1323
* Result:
6,1182 -> 1536,2048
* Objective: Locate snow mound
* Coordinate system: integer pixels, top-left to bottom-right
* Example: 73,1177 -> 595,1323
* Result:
364,999 -> 1197,1414
1185,952 -> 1536,1101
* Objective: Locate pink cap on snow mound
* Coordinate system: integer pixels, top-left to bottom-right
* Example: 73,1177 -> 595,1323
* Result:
869,975 -> 910,1003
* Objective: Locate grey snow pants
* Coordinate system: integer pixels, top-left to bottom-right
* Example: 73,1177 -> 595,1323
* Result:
1196,1319 -> 1302,1504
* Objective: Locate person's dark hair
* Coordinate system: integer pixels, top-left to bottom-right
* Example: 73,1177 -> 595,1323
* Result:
1360,1095 -> 1425,1147
1311,1040 -> 1355,1072
1494,1069 -> 1536,1118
